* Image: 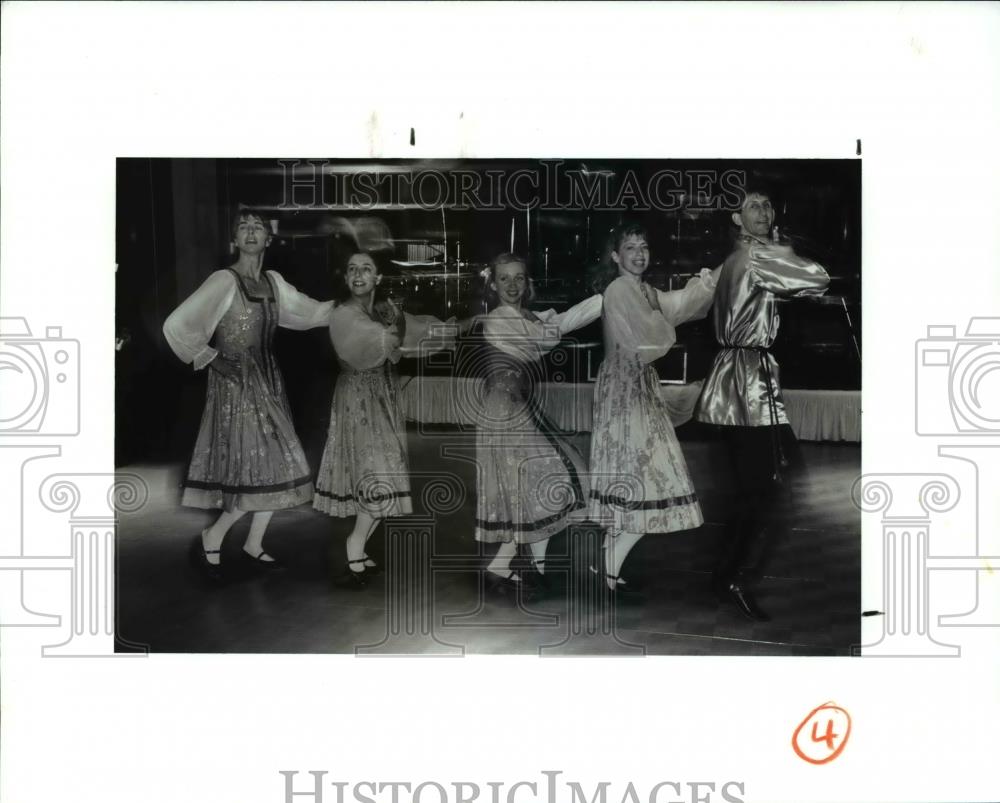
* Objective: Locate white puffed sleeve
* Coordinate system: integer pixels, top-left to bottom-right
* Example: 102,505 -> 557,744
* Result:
267,271 -> 336,330
162,271 -> 237,370
654,267 -> 720,327
603,277 -> 674,364
546,293 -> 603,335
398,313 -> 457,357
329,305 -> 396,370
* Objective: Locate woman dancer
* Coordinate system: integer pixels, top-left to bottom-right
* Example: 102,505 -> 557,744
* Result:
314,252 -> 456,588
589,223 -> 720,594
476,253 -> 602,599
163,207 -> 335,579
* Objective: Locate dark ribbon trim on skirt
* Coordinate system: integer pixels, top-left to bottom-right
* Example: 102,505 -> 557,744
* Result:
475,499 -> 585,533
589,489 -> 698,511
314,488 -> 412,504
184,474 -> 313,495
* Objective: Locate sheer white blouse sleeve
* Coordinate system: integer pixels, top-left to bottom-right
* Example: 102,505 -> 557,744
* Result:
161,270 -> 237,370
267,270 -> 336,330
398,312 -> 457,358
653,267 -> 720,327
329,304 -> 397,370
539,293 -> 603,335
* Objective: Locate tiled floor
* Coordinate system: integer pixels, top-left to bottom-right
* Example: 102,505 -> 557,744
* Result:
116,428 -> 861,656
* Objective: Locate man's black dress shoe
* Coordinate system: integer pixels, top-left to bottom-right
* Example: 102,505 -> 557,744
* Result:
523,560 -> 551,596
714,579 -> 770,622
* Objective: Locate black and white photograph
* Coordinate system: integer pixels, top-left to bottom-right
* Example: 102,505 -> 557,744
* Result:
115,157 -> 862,655
3,4 -> 998,803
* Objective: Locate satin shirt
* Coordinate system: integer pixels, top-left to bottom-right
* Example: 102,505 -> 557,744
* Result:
694,235 -> 830,427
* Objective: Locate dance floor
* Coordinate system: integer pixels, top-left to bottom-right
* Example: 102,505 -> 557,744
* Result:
116,428 -> 861,656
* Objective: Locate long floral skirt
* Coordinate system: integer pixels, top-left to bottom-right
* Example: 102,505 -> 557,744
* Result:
588,349 -> 703,534
182,359 -> 313,512
475,378 -> 588,544
313,365 -> 413,519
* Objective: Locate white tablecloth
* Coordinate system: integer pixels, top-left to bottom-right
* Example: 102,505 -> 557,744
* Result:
398,377 -> 861,442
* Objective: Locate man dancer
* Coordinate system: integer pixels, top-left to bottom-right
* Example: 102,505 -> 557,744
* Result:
695,188 -> 830,620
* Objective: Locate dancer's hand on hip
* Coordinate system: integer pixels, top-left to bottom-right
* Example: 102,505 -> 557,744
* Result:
208,353 -> 242,380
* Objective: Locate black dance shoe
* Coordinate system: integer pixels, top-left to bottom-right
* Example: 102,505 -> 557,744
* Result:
361,554 -> 383,576
484,571 -> 538,603
523,559 -> 551,596
588,566 -> 645,604
333,559 -> 369,590
714,579 -> 770,622
243,548 -> 283,570
189,534 -> 224,583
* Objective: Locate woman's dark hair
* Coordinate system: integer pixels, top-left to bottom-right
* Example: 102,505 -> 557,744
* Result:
229,206 -> 271,240
336,250 -> 402,324
483,252 -> 534,309
612,221 -> 648,252
587,223 -> 649,294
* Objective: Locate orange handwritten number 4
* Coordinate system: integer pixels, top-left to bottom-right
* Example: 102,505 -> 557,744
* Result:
811,718 -> 837,750
792,702 -> 851,764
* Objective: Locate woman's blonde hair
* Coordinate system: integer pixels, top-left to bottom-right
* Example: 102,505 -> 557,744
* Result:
484,252 -> 534,308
